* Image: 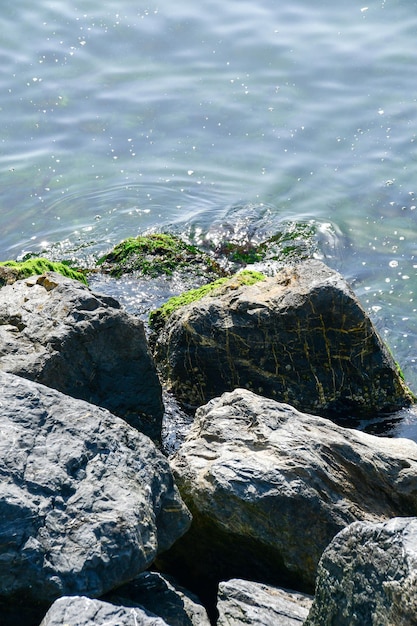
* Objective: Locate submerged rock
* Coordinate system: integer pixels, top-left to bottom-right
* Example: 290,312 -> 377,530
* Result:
185,202 -> 319,271
0,271 -> 163,440
217,579 -> 313,626
0,372 -> 191,609
152,259 -> 413,418
305,517 -> 417,626
159,389 -> 417,594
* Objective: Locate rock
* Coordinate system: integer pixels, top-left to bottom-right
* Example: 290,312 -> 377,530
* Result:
217,579 -> 313,626
104,571 -> 211,626
0,372 -> 191,609
97,232 -> 224,280
305,517 -> 417,626
152,259 -> 412,418
0,257 -> 87,286
190,202 -> 318,270
0,271 -> 163,440
39,596 -> 169,626
158,389 -> 417,595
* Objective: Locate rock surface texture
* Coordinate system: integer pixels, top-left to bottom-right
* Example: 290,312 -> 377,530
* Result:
305,517 -> 417,626
217,579 -> 313,626
0,372 -> 191,608
153,259 -> 412,417
162,388 -> 417,593
0,272 -> 163,440
104,571 -> 211,626
39,596 -> 169,626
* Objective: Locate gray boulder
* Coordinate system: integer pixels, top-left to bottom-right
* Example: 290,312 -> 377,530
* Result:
217,579 -> 313,626
305,517 -> 417,626
104,571 -> 211,626
0,372 -> 191,607
153,259 -> 412,418
39,596 -> 169,626
160,388 -> 417,593
0,272 -> 163,440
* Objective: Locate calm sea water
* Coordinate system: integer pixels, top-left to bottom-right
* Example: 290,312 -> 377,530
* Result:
2,0 -> 417,436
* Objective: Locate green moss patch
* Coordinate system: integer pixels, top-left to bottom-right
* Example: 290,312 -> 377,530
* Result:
0,258 -> 87,286
97,233 -> 224,279
149,270 -> 266,330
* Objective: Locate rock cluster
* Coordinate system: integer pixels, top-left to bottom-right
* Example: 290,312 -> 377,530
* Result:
1,259 -> 417,626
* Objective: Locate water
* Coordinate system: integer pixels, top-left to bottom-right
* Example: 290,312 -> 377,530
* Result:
2,0 -> 417,438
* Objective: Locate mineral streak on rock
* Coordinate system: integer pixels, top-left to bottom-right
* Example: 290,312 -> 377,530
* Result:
152,259 -> 414,418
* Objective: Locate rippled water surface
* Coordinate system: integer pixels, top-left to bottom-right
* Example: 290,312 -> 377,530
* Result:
2,1 -> 417,435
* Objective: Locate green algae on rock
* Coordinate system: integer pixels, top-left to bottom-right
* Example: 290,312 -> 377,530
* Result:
151,259 -> 414,418
210,221 -> 317,268
0,257 -> 87,286
149,270 -> 266,331
97,233 -> 225,279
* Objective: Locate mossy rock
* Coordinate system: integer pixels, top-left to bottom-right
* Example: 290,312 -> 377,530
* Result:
0,258 -> 87,287
97,233 -> 225,279
149,270 -> 266,331
218,222 -> 317,266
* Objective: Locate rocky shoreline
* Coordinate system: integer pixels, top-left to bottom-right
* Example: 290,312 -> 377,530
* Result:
1,245 -> 417,625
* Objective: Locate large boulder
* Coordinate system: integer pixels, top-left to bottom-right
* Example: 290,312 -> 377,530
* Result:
158,388 -> 417,594
217,579 -> 313,626
0,271 -> 163,440
152,259 -> 412,418
0,372 -> 191,610
305,517 -> 417,626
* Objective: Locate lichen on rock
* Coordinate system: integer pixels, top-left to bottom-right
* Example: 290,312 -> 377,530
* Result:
305,517 -> 417,626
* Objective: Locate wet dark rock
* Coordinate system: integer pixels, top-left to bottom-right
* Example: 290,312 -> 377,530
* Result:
305,517 -> 417,626
0,372 -> 191,610
217,579 -> 313,626
158,388 -> 417,594
104,571 -> 211,626
185,203 -> 318,272
0,271 -> 163,440
39,596 -> 169,626
152,259 -> 413,419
